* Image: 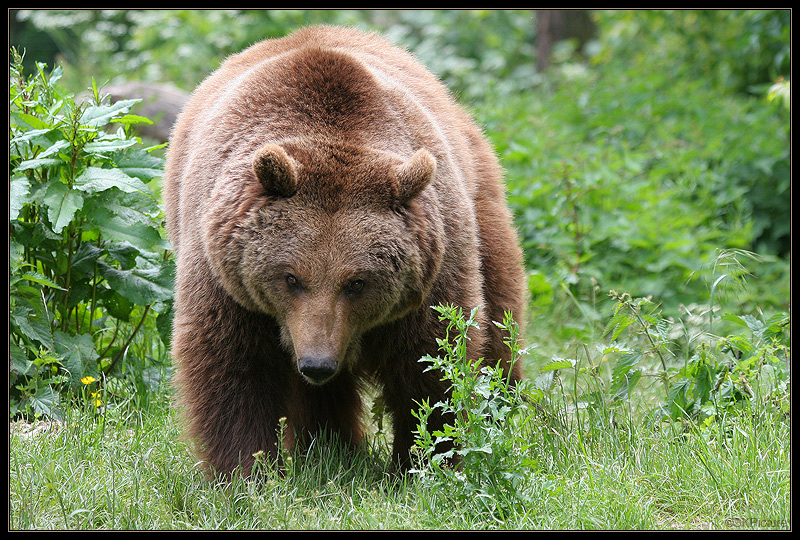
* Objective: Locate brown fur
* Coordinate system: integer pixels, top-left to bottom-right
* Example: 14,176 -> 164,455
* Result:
163,25 -> 526,476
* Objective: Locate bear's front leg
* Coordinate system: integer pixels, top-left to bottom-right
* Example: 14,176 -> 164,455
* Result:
284,371 -> 364,456
379,360 -> 455,472
172,282 -> 291,477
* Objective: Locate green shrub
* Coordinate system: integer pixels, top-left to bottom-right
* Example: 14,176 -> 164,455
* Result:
9,50 -> 173,420
486,45 -> 789,319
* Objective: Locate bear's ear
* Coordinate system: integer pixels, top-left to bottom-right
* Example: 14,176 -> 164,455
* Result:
252,144 -> 298,198
395,149 -> 436,204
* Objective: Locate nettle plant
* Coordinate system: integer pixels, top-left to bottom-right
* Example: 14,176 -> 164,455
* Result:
411,305 -> 537,524
9,50 -> 174,420
525,250 -> 790,434
597,250 -> 790,425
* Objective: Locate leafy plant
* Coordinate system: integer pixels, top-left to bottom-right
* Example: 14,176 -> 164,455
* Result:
598,251 -> 790,424
9,49 -> 173,420
411,305 -> 536,525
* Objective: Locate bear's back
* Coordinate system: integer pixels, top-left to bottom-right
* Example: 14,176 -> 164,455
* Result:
215,25 -> 452,109
164,26 -> 496,255
176,26 -> 473,148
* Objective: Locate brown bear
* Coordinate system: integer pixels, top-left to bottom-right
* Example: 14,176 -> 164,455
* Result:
163,25 -> 526,476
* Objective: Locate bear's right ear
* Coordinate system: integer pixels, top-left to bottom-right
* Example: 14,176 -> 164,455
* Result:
395,148 -> 436,205
252,144 -> 298,198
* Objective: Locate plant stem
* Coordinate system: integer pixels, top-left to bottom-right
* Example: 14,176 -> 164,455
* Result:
104,305 -> 151,375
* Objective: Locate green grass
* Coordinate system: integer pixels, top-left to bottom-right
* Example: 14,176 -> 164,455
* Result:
9,395 -> 421,530
10,359 -> 790,530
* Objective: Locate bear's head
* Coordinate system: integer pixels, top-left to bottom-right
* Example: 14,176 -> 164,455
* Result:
203,139 -> 443,385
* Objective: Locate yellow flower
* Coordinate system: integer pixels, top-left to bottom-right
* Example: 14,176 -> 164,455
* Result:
81,376 -> 96,385
91,392 -> 103,407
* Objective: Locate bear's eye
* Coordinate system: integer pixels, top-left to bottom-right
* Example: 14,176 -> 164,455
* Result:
285,274 -> 301,291
344,279 -> 365,295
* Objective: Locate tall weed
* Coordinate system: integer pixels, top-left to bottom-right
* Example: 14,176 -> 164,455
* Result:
411,305 -> 537,525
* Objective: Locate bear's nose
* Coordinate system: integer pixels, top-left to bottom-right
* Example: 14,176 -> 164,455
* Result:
298,356 -> 338,385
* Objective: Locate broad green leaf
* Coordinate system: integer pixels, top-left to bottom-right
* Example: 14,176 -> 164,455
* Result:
73,241 -> 143,276
46,63 -> 64,85
739,314 -> 766,337
111,114 -> 154,126
99,260 -> 174,306
83,138 -> 138,154
106,242 -> 142,270
724,335 -> 756,357
720,313 -> 748,327
29,386 -> 63,420
667,378 -> 692,419
70,242 -> 104,277
693,362 -> 714,405
54,331 -> 99,390
36,139 -> 71,159
42,180 -> 84,233
15,157 -> 63,172
20,271 -> 66,291
74,166 -> 149,194
604,311 -> 635,341
98,288 -> 135,322
611,352 -> 643,380
458,444 -> 493,456
90,207 -> 168,251
540,358 -> 575,372
85,189 -> 162,226
10,301 -> 54,351
764,313 -> 790,336
156,302 -> 174,347
110,188 -> 162,217
10,127 -> 57,145
10,111 -> 51,131
115,149 -> 165,181
81,191 -> 165,253
99,221 -> 167,252
9,344 -> 35,377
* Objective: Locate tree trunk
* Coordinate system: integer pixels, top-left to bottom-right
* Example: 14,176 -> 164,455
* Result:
536,9 -> 597,72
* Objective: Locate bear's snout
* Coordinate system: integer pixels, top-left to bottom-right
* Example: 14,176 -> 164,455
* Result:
298,355 -> 339,385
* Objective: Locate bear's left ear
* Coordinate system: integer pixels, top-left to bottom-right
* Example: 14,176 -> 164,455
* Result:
395,149 -> 436,204
252,144 -> 298,198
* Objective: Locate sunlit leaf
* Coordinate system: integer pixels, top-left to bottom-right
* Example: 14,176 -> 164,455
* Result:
79,99 -> 140,127
98,259 -> 174,306
74,166 -> 149,194
9,175 -> 31,220
42,180 -> 84,233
